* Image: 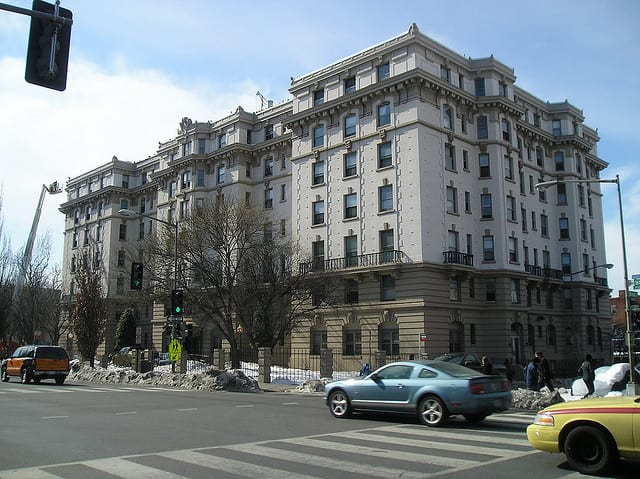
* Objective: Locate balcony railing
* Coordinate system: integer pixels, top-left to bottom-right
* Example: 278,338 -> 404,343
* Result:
299,250 -> 403,274
525,264 -> 564,280
442,251 -> 473,267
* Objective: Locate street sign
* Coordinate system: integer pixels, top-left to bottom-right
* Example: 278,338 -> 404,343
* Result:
419,333 -> 427,342
168,339 -> 182,362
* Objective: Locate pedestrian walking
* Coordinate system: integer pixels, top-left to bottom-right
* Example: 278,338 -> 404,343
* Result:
578,354 -> 595,398
535,351 -> 554,391
525,356 -> 540,391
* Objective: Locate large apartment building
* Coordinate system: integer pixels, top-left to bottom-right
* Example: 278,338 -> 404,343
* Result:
59,24 -> 611,371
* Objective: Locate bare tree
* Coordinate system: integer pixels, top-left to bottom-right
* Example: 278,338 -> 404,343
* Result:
146,197 -> 337,366
71,250 -> 108,367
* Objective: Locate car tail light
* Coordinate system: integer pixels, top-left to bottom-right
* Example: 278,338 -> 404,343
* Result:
470,383 -> 485,394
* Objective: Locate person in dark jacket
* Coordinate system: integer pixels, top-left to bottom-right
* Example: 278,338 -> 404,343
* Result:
535,351 -> 554,390
525,356 -> 540,391
578,354 -> 595,398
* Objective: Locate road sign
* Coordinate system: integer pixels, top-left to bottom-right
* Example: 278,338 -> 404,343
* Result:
419,333 -> 427,342
168,339 -> 182,362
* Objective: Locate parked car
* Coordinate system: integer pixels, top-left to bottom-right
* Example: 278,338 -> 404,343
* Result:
324,360 -> 512,426
527,396 -> 640,474
1,345 -> 70,385
434,352 -> 509,376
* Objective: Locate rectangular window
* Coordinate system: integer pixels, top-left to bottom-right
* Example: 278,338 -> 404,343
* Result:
169,181 -> 177,198
218,133 -> 227,148
377,103 -> 391,127
552,119 -> 562,136
541,214 -> 549,237
474,77 -> 485,96
506,195 -> 516,221
481,193 -> 492,218
312,200 -> 324,225
265,124 -> 274,140
197,138 -> 206,154
344,279 -> 359,304
449,276 -> 461,301
536,147 -> 544,167
280,184 -> 286,202
311,329 -> 327,355
443,105 -> 453,129
534,113 -> 541,127
378,141 -> 392,168
477,115 -> 488,139
499,82 -> 508,97
557,183 -> 567,204
521,208 -> 528,231
344,152 -> 357,177
378,184 -> 393,212
377,63 -> 390,82
119,224 -> 127,241
577,185 -> 585,206
264,188 -> 273,209
312,161 -> 324,185
344,193 -> 357,219
511,279 -> 521,303
312,240 -> 324,271
344,114 -> 356,137
464,191 -> 471,212
343,329 -> 361,355
483,235 -> 495,261
246,129 -> 252,145
196,169 -> 205,187
122,175 -> 129,188
313,89 -> 324,106
479,153 -> 490,177
181,170 -> 192,189
559,217 -> 570,239
344,235 -> 358,267
486,278 -> 496,302
313,125 -> 324,148
447,230 -> 459,251
380,229 -> 394,263
446,186 -> 458,214
344,77 -> 356,94
264,157 -> 274,177
216,165 -> 225,184
509,237 -> 518,262
554,151 -> 565,171
561,252 -> 572,274
462,150 -> 469,170
120,198 -> 128,210
440,65 -> 451,82
182,142 -> 191,157
381,275 -> 396,301
502,119 -> 511,142
504,155 -> 514,180
445,143 -> 455,170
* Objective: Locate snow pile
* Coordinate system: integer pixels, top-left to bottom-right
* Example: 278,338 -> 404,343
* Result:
511,387 -> 565,410
69,362 -> 260,393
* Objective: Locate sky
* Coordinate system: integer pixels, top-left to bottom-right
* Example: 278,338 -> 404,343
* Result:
1,0 -> 639,295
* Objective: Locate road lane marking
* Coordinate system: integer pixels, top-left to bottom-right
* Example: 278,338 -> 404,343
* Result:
177,408 -> 198,411
115,411 -> 137,415
41,416 -> 69,419
236,404 -> 254,408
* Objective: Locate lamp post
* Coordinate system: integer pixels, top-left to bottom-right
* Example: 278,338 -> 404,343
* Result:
568,263 -> 614,361
118,209 -> 178,290
536,175 -> 638,395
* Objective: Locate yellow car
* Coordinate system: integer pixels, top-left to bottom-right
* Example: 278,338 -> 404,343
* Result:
527,396 -> 640,474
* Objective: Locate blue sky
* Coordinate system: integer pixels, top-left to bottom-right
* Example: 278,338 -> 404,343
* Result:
1,0 -> 639,295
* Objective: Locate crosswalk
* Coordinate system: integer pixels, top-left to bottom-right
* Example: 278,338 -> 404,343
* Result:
1,420 -> 544,479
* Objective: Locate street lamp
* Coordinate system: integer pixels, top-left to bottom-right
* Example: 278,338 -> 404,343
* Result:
568,263 -> 614,361
118,209 -> 178,290
536,175 -> 638,395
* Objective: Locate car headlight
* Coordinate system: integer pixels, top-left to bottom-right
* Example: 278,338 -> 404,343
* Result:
533,413 -> 554,426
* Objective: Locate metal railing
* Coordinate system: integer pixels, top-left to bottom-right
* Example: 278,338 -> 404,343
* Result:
442,251 -> 474,266
299,250 -> 404,274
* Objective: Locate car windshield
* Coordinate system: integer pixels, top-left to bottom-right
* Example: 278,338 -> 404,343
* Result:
430,361 -> 479,377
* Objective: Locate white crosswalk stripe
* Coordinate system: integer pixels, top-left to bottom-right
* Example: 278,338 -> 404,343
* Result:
0,385 -> 190,395
0,421 -> 562,479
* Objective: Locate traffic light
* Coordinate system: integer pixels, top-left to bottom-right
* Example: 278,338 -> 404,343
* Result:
130,262 -> 143,290
25,0 -> 73,91
171,289 -> 184,316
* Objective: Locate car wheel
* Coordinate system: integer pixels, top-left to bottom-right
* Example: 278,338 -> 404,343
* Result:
328,390 -> 352,418
463,414 -> 487,423
418,395 -> 448,427
55,376 -> 65,385
564,425 -> 616,475
21,368 -> 31,384
1,368 -> 9,382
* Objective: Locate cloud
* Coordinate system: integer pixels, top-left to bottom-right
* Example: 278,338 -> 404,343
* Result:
0,54 -> 261,266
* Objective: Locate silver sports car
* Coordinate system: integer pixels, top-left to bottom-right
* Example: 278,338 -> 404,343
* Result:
324,360 -> 512,426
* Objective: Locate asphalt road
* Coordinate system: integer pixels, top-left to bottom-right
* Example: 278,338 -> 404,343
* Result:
0,379 -> 637,478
